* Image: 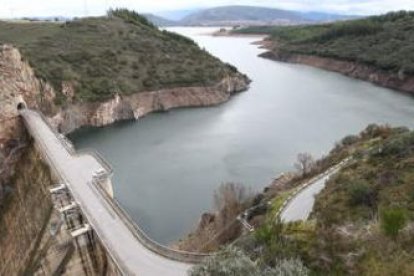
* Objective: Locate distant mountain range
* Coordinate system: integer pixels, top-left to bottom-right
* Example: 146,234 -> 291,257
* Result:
144,5 -> 359,27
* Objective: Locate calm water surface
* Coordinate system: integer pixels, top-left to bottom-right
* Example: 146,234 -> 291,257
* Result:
70,27 -> 414,244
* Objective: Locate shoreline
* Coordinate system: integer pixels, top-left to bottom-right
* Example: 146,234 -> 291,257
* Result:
50,74 -> 250,134
210,28 -> 267,38
255,40 -> 414,96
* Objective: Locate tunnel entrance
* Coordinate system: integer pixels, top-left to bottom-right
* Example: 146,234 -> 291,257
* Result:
17,102 -> 26,110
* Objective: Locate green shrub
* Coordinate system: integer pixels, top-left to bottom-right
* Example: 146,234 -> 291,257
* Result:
341,135 -> 359,146
190,246 -> 309,276
380,132 -> 414,157
348,181 -> 377,207
190,246 -> 259,276
380,207 -> 407,238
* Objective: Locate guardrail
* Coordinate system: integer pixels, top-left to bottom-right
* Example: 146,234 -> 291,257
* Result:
20,109 -> 212,268
275,157 -> 353,219
36,111 -> 114,176
92,177 -> 211,263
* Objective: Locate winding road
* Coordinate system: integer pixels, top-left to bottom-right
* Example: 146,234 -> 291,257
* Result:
281,159 -> 350,222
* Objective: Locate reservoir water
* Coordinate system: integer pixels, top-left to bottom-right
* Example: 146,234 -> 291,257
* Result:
70,27 -> 414,244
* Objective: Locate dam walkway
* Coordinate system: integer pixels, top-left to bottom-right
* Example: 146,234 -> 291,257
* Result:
20,109 -> 207,276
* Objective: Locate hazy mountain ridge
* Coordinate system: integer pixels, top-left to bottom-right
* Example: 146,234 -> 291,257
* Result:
144,5 -> 358,26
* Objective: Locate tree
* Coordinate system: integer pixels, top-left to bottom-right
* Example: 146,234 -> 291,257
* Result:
294,153 -> 315,176
214,182 -> 250,214
212,182 -> 252,243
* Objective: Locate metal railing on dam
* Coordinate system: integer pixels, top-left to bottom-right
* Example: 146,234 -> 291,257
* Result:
20,109 -> 211,275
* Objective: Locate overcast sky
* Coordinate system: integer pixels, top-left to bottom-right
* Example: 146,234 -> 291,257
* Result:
1,0 -> 413,18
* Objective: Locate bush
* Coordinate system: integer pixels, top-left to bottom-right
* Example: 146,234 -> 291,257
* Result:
380,132 -> 414,157
190,246 -> 259,276
190,246 -> 309,276
341,135 -> 360,146
380,207 -> 407,238
348,181 -> 377,207
270,258 -> 310,276
294,153 -> 315,176
255,219 -> 283,246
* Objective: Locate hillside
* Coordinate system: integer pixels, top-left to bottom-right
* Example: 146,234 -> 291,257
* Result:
0,9 -> 245,105
180,5 -> 305,26
142,13 -> 176,26
307,126 -> 414,274
236,11 -> 414,90
191,125 -> 414,275
175,5 -> 357,26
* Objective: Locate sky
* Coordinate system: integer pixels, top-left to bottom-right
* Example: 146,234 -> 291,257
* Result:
0,0 -> 414,18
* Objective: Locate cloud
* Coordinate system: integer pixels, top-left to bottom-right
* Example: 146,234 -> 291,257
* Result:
0,0 -> 413,18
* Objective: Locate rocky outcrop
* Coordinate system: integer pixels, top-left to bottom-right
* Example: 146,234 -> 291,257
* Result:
260,49 -> 414,95
0,46 -> 55,146
51,74 -> 249,133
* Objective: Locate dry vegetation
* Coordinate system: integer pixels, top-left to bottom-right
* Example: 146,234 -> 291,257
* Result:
176,182 -> 253,252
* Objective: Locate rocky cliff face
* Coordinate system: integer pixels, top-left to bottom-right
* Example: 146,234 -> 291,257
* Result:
0,45 -> 55,147
260,49 -> 414,95
51,74 -> 250,133
0,45 -> 250,135
0,145 -> 54,275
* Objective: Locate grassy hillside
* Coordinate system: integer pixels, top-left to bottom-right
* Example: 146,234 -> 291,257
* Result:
308,126 -> 414,274
0,9 -> 239,104
236,11 -> 414,75
193,125 -> 414,275
268,125 -> 414,274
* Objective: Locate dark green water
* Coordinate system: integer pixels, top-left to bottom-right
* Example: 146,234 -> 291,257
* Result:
70,27 -> 414,244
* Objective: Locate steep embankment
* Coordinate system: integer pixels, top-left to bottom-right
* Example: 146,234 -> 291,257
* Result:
0,9 -> 250,133
0,144 -> 54,275
239,11 -> 414,94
